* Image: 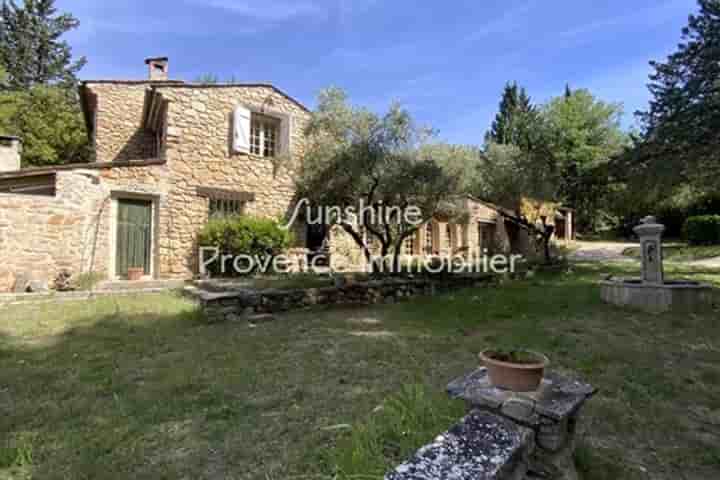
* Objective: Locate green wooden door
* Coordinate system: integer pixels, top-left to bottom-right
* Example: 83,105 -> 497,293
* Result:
116,199 -> 152,278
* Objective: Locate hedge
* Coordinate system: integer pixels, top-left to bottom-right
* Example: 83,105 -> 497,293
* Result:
684,215 -> 720,246
197,216 -> 292,276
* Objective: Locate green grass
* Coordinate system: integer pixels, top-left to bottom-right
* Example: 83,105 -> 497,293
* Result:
0,264 -> 719,479
623,244 -> 720,262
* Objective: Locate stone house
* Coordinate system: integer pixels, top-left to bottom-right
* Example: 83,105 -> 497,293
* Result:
0,57 -> 574,292
329,196 -> 574,271
0,57 -> 311,291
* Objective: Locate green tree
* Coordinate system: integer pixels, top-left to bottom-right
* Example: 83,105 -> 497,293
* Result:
0,86 -> 89,166
418,143 -> 482,194
543,89 -> 628,232
298,87 -> 461,271
0,0 -> 86,89
477,126 -> 561,263
485,81 -> 537,148
633,0 -> 720,193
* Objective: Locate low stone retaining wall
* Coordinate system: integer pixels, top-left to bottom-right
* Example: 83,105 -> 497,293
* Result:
191,273 -> 497,323
0,280 -> 187,307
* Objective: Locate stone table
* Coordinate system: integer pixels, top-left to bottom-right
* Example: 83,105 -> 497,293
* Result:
447,368 -> 596,480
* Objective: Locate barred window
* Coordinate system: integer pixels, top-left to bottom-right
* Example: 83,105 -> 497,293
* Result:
209,198 -> 244,218
250,114 -> 280,157
425,222 -> 434,253
403,234 -> 415,255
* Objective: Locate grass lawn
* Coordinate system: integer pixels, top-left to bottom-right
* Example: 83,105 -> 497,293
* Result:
1,263 -> 719,480
623,244 -> 720,262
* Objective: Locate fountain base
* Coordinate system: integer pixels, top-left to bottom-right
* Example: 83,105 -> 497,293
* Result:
600,277 -> 715,313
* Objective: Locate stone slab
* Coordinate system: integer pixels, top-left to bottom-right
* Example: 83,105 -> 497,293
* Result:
385,410 -> 532,480
447,368 -> 595,423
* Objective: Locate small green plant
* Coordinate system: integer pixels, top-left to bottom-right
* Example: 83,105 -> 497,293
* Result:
0,432 -> 36,468
73,271 -> 105,291
326,384 -> 465,478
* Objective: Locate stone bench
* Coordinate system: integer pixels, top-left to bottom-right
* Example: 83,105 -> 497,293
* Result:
387,369 -> 595,480
385,410 -> 533,480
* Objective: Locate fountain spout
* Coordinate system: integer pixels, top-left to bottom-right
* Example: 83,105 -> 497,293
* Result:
633,216 -> 665,285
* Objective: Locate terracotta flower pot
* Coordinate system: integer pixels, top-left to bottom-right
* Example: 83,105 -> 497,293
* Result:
127,267 -> 145,281
479,349 -> 549,392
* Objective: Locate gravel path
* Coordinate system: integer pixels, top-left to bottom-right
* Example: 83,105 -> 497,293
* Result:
568,241 -> 637,263
568,241 -> 720,268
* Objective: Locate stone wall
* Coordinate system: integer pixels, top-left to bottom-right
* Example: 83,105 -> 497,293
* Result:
197,273 -> 496,323
88,83 -> 158,162
0,164 -> 170,291
0,170 -> 105,291
150,85 -> 309,276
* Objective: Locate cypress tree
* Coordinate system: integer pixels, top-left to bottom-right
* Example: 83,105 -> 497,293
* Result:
635,0 -> 720,191
485,81 -> 536,149
0,0 -> 86,89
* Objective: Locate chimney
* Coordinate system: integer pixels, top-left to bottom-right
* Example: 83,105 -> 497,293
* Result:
0,136 -> 21,172
145,57 -> 169,81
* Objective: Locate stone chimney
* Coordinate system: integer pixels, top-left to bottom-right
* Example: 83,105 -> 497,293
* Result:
145,57 -> 169,81
0,136 -> 22,172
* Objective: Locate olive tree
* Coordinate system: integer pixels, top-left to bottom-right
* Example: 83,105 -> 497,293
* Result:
297,87 -> 461,271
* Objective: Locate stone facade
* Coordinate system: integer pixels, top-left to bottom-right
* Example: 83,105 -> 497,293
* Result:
0,164 -> 169,291
0,78 -> 311,291
89,83 -> 160,162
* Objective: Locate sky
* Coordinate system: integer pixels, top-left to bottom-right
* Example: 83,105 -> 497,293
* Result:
59,0 -> 699,144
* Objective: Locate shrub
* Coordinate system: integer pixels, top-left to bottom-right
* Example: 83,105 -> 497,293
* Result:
197,216 -> 292,276
684,215 -> 720,245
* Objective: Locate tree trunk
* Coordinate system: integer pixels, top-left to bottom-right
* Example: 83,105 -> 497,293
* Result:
543,235 -> 552,264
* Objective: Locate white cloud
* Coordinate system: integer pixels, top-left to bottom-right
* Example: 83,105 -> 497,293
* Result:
558,0 -> 695,39
198,0 -> 328,21
464,0 -> 537,43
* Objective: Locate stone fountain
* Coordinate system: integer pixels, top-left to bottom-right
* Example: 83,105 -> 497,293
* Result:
600,216 -> 715,313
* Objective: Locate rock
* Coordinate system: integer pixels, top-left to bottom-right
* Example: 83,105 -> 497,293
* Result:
501,397 -> 537,425
26,280 -> 49,293
247,313 -> 275,323
12,273 -> 30,293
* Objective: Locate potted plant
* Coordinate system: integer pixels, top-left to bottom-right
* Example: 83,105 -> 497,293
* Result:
127,267 -> 144,281
479,349 -> 549,392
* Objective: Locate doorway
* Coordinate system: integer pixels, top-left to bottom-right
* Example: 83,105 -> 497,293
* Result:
115,199 -> 153,279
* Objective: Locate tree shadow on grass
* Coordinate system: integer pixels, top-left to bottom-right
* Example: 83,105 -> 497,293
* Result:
0,296 -> 295,479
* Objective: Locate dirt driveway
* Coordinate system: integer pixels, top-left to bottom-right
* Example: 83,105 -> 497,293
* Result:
568,241 -> 638,262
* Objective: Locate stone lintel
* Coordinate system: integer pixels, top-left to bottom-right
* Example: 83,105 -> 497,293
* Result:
195,186 -> 256,202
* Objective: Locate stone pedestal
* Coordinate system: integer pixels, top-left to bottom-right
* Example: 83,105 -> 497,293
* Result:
633,216 -> 665,285
447,368 -> 596,480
